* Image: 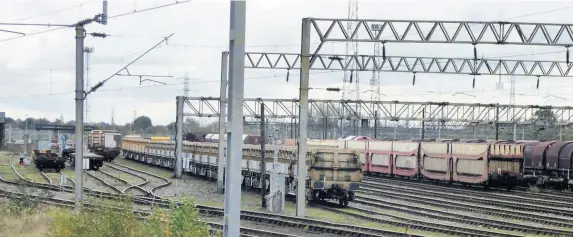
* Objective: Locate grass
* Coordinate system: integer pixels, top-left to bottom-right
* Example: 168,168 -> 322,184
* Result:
0,152 -> 46,183
0,205 -> 56,237
0,191 -> 215,237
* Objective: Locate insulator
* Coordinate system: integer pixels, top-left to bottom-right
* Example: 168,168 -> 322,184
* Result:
567,47 -> 570,64
349,70 -> 354,83
473,45 -> 477,60
286,69 -> 290,83
382,43 -> 386,59
412,73 -> 416,86
536,76 -> 540,89
472,76 -> 475,89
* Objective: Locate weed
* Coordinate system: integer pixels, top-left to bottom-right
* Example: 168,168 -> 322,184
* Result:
45,195 -> 217,237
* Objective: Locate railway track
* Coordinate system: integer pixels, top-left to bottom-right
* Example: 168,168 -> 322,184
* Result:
98,166 -> 150,196
352,192 -> 573,235
360,180 -> 573,218
0,180 -> 419,237
107,162 -> 171,198
120,157 -> 544,237
365,175 -> 573,203
0,189 -> 301,237
357,186 -> 573,228
322,203 -> 526,237
86,170 -> 149,197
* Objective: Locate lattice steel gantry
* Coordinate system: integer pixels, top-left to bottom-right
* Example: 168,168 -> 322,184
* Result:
243,52 -> 573,77
183,97 -> 573,125
180,17 -> 573,219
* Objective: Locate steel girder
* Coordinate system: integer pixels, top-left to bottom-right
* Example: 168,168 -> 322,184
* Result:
309,18 -> 573,46
244,52 -> 573,77
183,97 -> 573,125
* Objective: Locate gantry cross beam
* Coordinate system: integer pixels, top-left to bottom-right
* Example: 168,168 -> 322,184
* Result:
183,97 -> 573,125
309,18 -> 573,46
244,52 -> 573,77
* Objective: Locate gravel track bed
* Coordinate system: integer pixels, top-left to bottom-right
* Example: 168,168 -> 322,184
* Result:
86,170 -> 130,193
357,189 -> 573,228
361,180 -> 573,217
42,171 -> 70,186
360,185 -> 573,222
112,158 -> 224,204
105,162 -> 169,195
99,165 -> 147,185
75,171 -> 117,193
363,177 -> 573,208
115,157 -> 428,235
365,176 -> 573,203
200,215 -> 326,237
342,203 -> 525,237
97,166 -> 149,196
355,192 -> 568,231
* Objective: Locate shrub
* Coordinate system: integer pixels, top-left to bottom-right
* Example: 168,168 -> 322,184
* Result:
45,195 -> 217,237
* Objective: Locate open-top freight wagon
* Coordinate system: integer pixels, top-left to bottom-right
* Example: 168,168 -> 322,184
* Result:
121,137 -> 363,206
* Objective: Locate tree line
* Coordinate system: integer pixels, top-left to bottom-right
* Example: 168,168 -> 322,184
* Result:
3,116 -> 219,136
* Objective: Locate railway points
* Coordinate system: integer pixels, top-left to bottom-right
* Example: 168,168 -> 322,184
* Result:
119,137 -> 573,236
5,1 -> 573,236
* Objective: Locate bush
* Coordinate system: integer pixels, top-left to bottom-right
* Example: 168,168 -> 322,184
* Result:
45,195 -> 217,237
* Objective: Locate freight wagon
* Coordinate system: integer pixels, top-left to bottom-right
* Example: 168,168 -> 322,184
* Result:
325,139 -> 525,190
87,130 -> 122,161
203,133 -> 263,145
523,141 -> 573,189
121,137 -> 363,206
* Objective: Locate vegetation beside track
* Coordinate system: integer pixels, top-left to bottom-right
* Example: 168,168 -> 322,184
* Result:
0,186 -> 216,237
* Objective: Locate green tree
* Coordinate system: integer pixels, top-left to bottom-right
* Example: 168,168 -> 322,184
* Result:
133,116 -> 153,131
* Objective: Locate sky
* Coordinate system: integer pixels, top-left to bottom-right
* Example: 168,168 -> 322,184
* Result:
0,0 -> 572,125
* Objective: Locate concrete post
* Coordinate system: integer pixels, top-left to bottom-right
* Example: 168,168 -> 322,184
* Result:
223,0 -> 246,236
296,17 -> 311,217
217,51 -> 229,194
74,24 -> 86,213
175,96 -> 184,178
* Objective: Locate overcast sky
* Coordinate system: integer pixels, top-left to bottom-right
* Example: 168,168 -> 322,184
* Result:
0,0 -> 572,125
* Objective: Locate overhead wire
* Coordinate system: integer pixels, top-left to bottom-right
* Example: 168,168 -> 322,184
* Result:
0,0 -> 192,44
1,68 -> 572,101
8,0 -> 96,22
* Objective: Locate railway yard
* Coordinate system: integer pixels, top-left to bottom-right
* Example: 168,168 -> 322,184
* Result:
1,148 -> 573,237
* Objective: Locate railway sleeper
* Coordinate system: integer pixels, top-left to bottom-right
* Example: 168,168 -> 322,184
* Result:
321,206 -> 495,237
357,190 -> 573,228
362,183 -> 572,217
354,197 -> 568,236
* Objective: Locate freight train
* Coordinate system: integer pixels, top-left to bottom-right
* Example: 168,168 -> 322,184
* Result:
522,141 -> 573,189
121,137 -> 363,206
300,139 -> 524,190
